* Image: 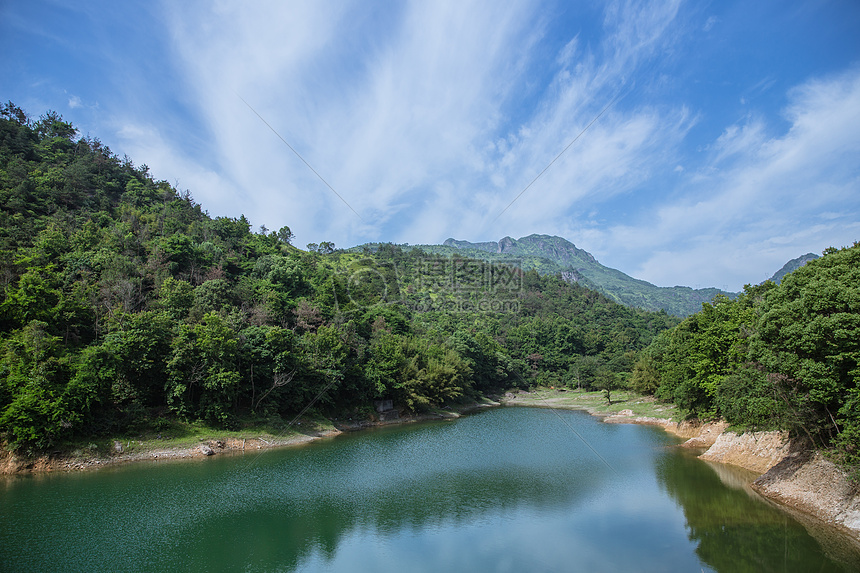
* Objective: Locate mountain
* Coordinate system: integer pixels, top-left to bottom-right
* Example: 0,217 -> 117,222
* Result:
392,234 -> 735,317
767,252 -> 819,284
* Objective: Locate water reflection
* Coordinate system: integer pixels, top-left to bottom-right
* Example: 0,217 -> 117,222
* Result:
157,413 -> 617,571
2,408 -> 858,572
656,450 -> 860,572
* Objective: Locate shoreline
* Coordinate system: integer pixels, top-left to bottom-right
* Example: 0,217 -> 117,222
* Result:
502,389 -> 860,544
0,429 -> 341,475
2,388 -> 857,544
0,399 -> 500,476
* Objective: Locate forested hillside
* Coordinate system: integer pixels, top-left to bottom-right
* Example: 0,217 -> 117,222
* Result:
632,244 -> 860,474
0,103 -> 677,454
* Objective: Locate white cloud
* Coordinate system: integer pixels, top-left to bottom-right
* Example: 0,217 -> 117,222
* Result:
710,118 -> 766,164
602,67 -> 860,290
410,0 -> 690,241
148,0 -> 551,245
114,121 -> 241,221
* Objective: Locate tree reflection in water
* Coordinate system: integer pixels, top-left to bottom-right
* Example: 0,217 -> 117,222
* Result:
656,450 -> 860,572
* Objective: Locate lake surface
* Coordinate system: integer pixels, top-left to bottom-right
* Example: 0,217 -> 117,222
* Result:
2,407 -> 859,572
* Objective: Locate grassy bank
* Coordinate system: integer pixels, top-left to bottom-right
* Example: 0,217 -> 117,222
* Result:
80,412 -> 336,455
502,387 -> 680,421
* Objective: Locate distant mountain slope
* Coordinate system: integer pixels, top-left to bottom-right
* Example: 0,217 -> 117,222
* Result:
374,234 -> 735,317
767,252 -> 819,284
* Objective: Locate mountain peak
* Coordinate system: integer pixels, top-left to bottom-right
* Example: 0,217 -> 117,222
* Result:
498,236 -> 516,252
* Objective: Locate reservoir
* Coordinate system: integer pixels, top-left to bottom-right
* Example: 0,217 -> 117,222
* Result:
1,407 -> 858,572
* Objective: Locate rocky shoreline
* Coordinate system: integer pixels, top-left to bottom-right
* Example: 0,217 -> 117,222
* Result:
0,430 -> 342,474
499,390 -> 860,543
601,410 -> 860,543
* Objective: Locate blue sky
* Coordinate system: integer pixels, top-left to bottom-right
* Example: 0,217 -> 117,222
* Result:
2,0 -> 859,291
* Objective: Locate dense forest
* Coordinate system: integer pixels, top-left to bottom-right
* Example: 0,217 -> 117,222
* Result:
0,103 -> 677,454
631,244 -> 860,474
2,102 -> 856,477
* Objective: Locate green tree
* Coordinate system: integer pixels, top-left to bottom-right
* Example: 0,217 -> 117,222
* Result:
166,312 -> 241,425
629,354 -> 660,394
749,244 -> 860,449
0,321 -> 74,451
240,325 -> 296,413
276,226 -> 293,245
594,366 -> 624,405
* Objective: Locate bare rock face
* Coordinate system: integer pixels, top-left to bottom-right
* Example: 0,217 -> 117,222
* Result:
560,270 -> 583,283
497,236 -> 516,253
696,430 -> 860,541
669,420 -> 729,445
699,430 -> 791,473
753,451 -> 860,540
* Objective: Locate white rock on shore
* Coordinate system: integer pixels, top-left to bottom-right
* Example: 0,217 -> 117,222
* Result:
752,450 -> 860,539
699,430 -> 792,474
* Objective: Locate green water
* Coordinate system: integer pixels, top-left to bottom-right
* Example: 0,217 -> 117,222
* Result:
2,407 -> 858,572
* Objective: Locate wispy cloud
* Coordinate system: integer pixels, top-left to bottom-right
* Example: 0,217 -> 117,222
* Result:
148,0 -> 538,243
397,0 -> 689,241
120,0 -> 689,248
604,67 -> 860,290
702,16 -> 719,32
86,0 -> 858,290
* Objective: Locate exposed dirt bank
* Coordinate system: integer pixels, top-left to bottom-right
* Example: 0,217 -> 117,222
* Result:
631,420 -> 860,543
698,429 -> 793,474
610,415 -> 860,542
673,427 -> 860,542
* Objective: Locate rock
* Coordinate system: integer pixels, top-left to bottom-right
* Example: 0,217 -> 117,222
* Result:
666,420 -> 729,443
680,436 -> 709,448
699,430 -> 791,474
198,445 -> 215,456
753,450 -> 860,542
113,441 -> 123,454
618,409 -> 634,417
